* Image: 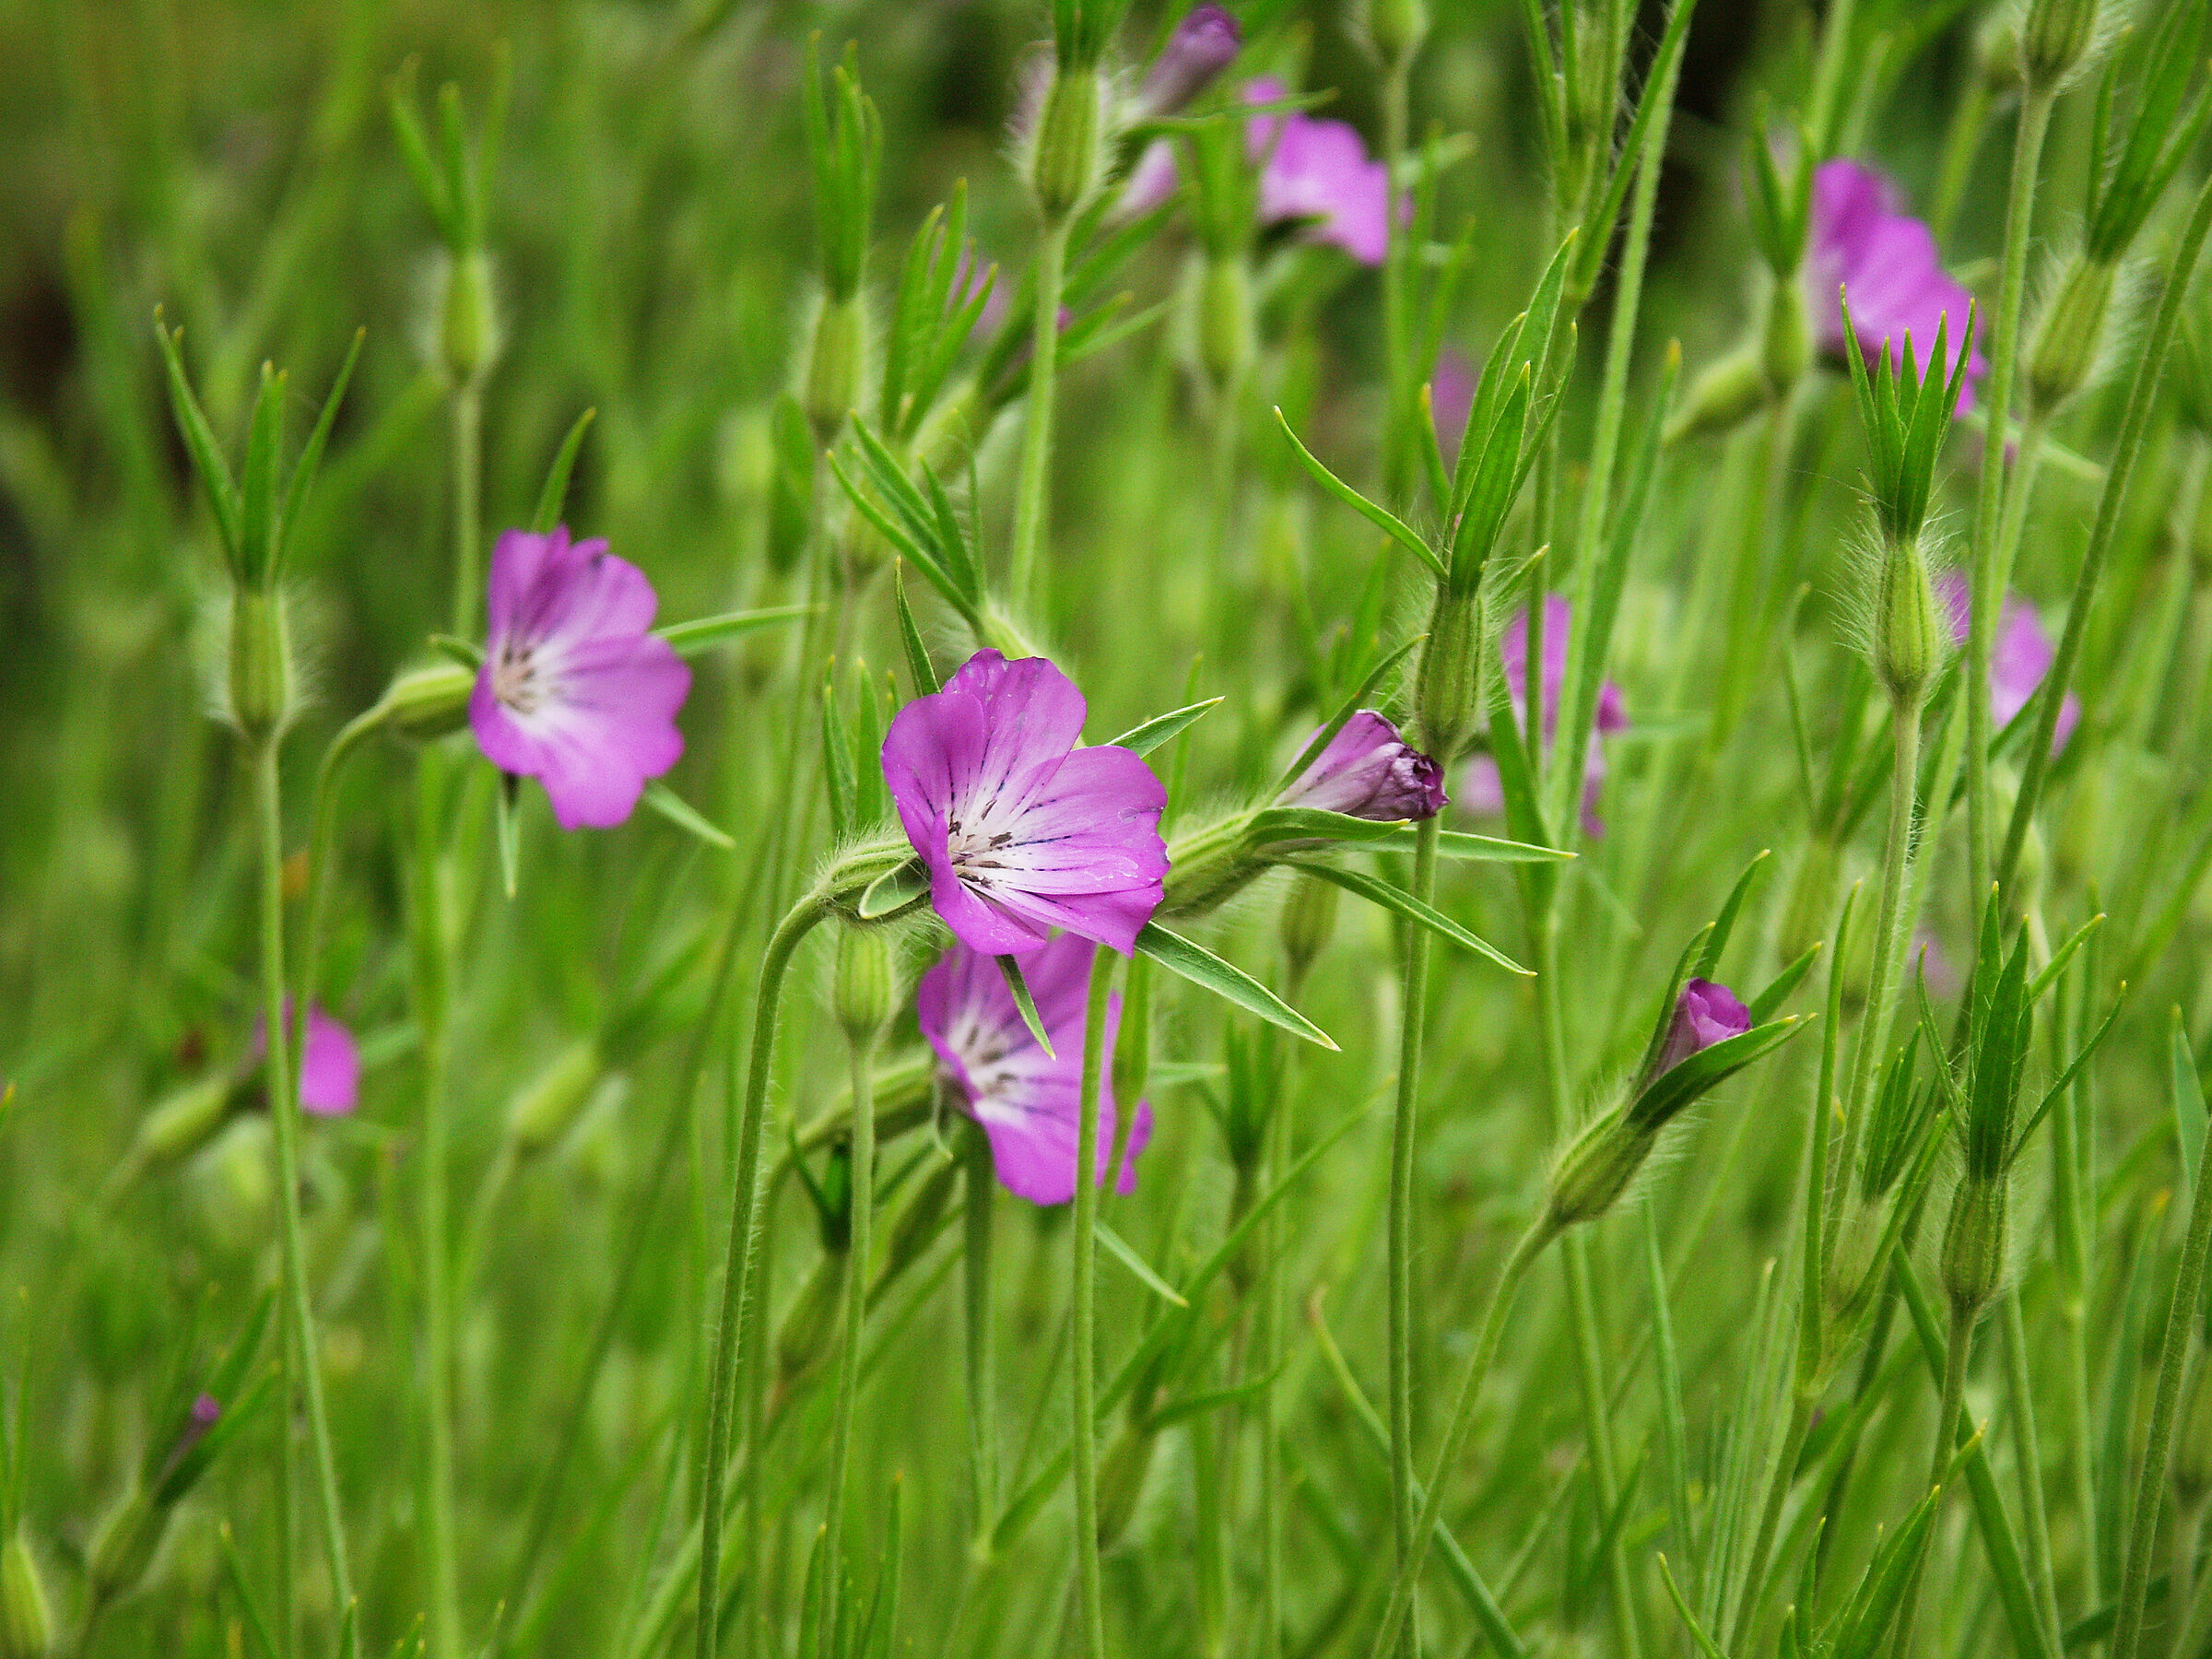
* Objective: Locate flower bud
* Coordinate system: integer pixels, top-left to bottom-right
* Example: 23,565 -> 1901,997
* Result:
1362,0 -> 1428,64
227,588 -> 293,741
1823,1189 -> 1889,1329
2021,0 -> 2100,93
377,662 -> 475,743
1763,279 -> 1812,395
833,926 -> 898,1046
1029,67 -> 1103,225
439,249 -> 500,386
1546,1104 -> 1656,1231
1871,531 -> 1945,709
1977,10 -> 2023,97
872,1154 -> 959,1300
1641,979 -> 1753,1094
1,1526 -> 53,1659
1094,1418 -> 1159,1549
803,293 -> 868,447
1666,346 -> 1771,445
2026,253 -> 2118,416
1414,586 -> 1485,764
1939,1173 -> 2008,1316
1196,253 -> 1253,394
1279,870 -> 1341,985
774,1248 -> 849,1396
133,1075 -> 241,1175
1133,6 -> 1241,122
506,1038 -> 606,1158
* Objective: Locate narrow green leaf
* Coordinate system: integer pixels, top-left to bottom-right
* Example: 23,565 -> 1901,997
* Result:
1658,1553 -> 1732,1659
1747,942 -> 1821,1025
1106,698 -> 1222,759
821,669 -> 857,845
219,1523 -> 280,1659
278,326 -> 364,562
1372,827 -> 1573,863
1096,1222 -> 1187,1307
153,318 -> 242,564
1246,806 -> 1409,847
1274,634 -> 1425,794
2173,1007 -> 2206,1198
657,604 -> 817,658
1273,407 -> 1447,581
642,782 -> 735,852
994,955 -> 1055,1059
1694,850 -> 1771,979
857,860 -> 929,921
1133,923 -> 1335,1049
2028,913 -> 2103,1006
1284,859 -> 1531,976
1627,1018 -> 1811,1131
828,451 -> 978,629
892,567 -> 940,697
530,407 -> 597,535
429,632 -> 484,669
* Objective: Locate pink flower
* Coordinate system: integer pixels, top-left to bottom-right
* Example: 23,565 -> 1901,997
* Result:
1807,159 -> 1985,409
252,1001 -> 360,1116
1245,76 -> 1394,265
918,935 -> 1152,1205
1936,573 -> 2080,753
1650,978 -> 1752,1081
469,526 -> 691,830
1132,6 -> 1241,123
1460,596 -> 1627,837
881,651 -> 1169,957
1278,711 -> 1447,819
1430,347 -> 1477,464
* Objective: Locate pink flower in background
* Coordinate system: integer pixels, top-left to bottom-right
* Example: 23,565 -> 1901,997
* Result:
1277,711 -> 1447,820
882,651 -> 1169,957
1808,159 -> 1984,408
1132,5 -> 1241,123
918,935 -> 1153,1205
1936,573 -> 2080,752
1430,347 -> 1477,463
1651,979 -> 1752,1079
252,1001 -> 360,1116
1461,595 -> 1628,836
1244,76 -> 1394,265
469,526 -> 691,830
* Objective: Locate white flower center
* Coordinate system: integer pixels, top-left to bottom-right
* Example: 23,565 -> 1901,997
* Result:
491,641 -> 547,715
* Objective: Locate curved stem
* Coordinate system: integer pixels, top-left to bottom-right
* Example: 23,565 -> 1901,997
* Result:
1368,1218 -> 1556,1658
1965,88 -> 2053,905
292,704 -> 388,1037
253,740 -> 354,1631
1386,816 -> 1441,1657
1729,1393 -> 1814,1653
697,895 -> 827,1659
1007,220 -> 1067,610
818,1021 -> 878,1641
1070,947 -> 1115,1659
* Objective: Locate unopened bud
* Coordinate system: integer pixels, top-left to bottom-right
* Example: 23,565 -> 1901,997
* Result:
85,1488 -> 159,1609
1029,68 -> 1102,225
1279,870 -> 1341,985
774,1248 -> 848,1394
803,294 -> 868,447
440,250 -> 500,385
1414,586 -> 1485,764
872,1154 -> 959,1300
506,1038 -> 606,1157
2026,254 -> 2117,416
1939,1173 -> 2008,1316
1,1527 -> 52,1659
1871,532 -> 1944,709
833,926 -> 898,1045
2021,0 -> 2100,93
1362,0 -> 1429,64
133,1076 -> 240,1175
227,588 -> 293,741
1977,10 -> 2023,97
1095,1419 -> 1159,1549
1666,346 -> 1771,445
1196,254 -> 1253,394
1763,281 -> 1812,394
378,662 -> 475,742
1546,1105 -> 1656,1231
1823,1191 -> 1888,1330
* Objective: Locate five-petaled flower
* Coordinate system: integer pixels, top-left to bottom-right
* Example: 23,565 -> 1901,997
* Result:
1937,573 -> 2080,753
469,525 -> 691,831
1277,711 -> 1447,820
1461,596 -> 1626,836
1808,159 -> 1985,409
918,935 -> 1152,1206
882,651 -> 1169,958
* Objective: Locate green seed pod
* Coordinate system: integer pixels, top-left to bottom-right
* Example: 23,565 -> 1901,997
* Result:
506,1038 -> 606,1158
378,662 -> 476,743
803,293 -> 869,447
2021,0 -> 2100,93
226,588 -> 293,741
1,1526 -> 53,1659
1545,1104 -> 1656,1231
1279,869 -> 1341,985
1665,346 -> 1771,445
1414,585 -> 1485,764
1094,1418 -> 1159,1550
440,249 -> 500,386
833,926 -> 898,1046
2026,253 -> 2119,416
1763,279 -> 1812,396
1029,68 -> 1102,226
1939,1173 -> 2009,1317
1196,254 -> 1253,395
774,1248 -> 849,1396
1362,0 -> 1429,64
1871,531 -> 1945,710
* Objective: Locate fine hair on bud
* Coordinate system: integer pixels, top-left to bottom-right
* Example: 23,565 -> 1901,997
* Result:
411,246 -> 503,386
2018,0 -> 2118,95
1841,519 -> 1953,711
2025,240 -> 2144,417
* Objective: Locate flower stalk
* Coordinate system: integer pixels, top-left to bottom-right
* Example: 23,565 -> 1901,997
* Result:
1071,946 -> 1115,1659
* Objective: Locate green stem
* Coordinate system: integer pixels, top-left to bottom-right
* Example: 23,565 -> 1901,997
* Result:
1007,219 -> 1067,609
818,1020 -> 877,1641
2001,1288 -> 2065,1653
962,1123 -> 999,1560
413,760 -> 461,1659
1071,947 -> 1115,1659
1899,1298 -> 1979,1654
1386,816 -> 1441,1657
1932,77 -> 1994,244
2110,1107 -> 2212,1659
1806,0 -> 1859,154
451,381 -> 483,639
1729,1392 -> 1815,1652
1965,88 -> 2053,905
1368,1218 -> 1556,1659
697,895 -> 827,1659
1257,960 -> 1309,1659
1380,49 -> 1414,500
2002,168 -> 2212,895
253,739 -> 354,1639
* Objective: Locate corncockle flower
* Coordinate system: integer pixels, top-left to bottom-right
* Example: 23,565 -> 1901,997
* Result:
1461,596 -> 1626,835
1131,6 -> 1241,123
252,1001 -> 360,1116
1277,711 -> 1447,820
159,1395 -> 221,1485
1937,573 -> 2080,751
1648,978 -> 1753,1083
1808,159 -> 1985,407
1430,348 -> 1477,463
881,650 -> 1168,956
918,935 -> 1152,1205
469,526 -> 691,830
1245,77 -> 1394,265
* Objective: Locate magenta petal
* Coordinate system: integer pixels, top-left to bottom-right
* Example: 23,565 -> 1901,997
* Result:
1807,158 -> 1984,408
1278,711 -> 1447,819
300,1006 -> 360,1116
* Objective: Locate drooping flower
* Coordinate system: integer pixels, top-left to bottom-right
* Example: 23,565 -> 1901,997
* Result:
1807,159 -> 1985,407
1244,76 -> 1394,265
469,525 -> 691,831
917,935 -> 1153,1205
1936,573 -> 2080,752
1460,595 -> 1627,836
1131,6 -> 1241,124
881,650 -> 1169,957
252,1001 -> 360,1117
1649,979 -> 1753,1081
1277,711 -> 1447,820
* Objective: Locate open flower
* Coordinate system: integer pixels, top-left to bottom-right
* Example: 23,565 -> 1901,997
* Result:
918,935 -> 1152,1205
1460,596 -> 1626,836
469,525 -> 691,830
252,1001 -> 360,1117
1808,159 -> 1985,407
882,650 -> 1169,957
1278,711 -> 1447,819
1245,76 -> 1394,265
1936,573 -> 2080,752
1649,979 -> 1752,1082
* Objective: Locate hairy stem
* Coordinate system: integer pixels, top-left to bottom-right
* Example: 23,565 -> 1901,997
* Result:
1007,220 -> 1067,609
1071,947 -> 1115,1659
2001,1288 -> 2065,1653
818,1020 -> 877,1641
962,1123 -> 999,1559
451,381 -> 483,639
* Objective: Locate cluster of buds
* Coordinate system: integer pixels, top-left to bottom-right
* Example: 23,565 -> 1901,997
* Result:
802,40 -> 883,442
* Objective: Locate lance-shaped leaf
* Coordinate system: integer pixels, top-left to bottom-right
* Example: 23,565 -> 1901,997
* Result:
279,327 -> 364,565
892,568 -> 939,696
1695,850 -> 1771,979
154,315 -> 242,566
656,604 -> 816,658
1282,859 -> 1531,976
857,860 -> 931,921
1246,806 -> 1410,847
1107,698 -> 1222,759
1133,924 -> 1336,1050
1373,827 -> 1573,863
1275,634 -> 1425,794
642,782 -> 734,852
1097,1222 -> 1187,1307
994,954 -> 1055,1059
529,407 -> 597,535
1273,407 -> 1446,581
